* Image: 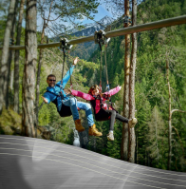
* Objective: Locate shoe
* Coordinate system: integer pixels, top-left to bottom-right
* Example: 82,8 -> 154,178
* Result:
107,132 -> 114,141
128,118 -> 137,128
74,119 -> 85,132
89,124 -> 102,136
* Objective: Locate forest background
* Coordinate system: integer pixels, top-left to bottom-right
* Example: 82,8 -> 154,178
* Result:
0,0 -> 186,172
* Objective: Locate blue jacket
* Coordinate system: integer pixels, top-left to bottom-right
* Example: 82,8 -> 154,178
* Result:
43,65 -> 74,111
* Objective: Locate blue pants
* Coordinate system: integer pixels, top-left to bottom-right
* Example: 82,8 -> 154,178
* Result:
62,97 -> 94,127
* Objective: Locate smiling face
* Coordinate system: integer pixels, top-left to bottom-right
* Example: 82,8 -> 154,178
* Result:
88,85 -> 100,96
92,87 -> 100,96
47,76 -> 56,87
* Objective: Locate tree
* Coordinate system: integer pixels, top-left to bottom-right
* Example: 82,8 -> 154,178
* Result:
35,1 -> 53,129
0,0 -> 16,114
5,0 -> 19,109
166,50 -> 186,170
0,0 -> 9,44
14,0 -> 25,113
22,0 -> 37,137
128,0 -> 137,163
121,0 -> 131,161
146,106 -> 167,168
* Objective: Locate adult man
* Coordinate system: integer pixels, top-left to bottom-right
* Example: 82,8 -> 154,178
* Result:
42,57 -> 102,136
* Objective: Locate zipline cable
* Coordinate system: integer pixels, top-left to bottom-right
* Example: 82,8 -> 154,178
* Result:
94,30 -> 113,108
94,30 -> 109,92
59,38 -> 73,92
100,50 -> 103,92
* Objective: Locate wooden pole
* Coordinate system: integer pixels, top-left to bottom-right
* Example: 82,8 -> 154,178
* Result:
1,15 -> 186,51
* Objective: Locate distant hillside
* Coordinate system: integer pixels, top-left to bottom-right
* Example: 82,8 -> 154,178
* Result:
51,16 -> 116,60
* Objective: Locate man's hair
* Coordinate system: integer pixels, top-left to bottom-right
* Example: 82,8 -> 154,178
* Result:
47,74 -> 56,80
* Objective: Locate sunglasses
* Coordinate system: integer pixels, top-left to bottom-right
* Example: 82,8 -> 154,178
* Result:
48,79 -> 56,82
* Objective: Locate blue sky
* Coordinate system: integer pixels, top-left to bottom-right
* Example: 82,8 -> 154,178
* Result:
37,2 -> 117,37
82,4 -> 113,25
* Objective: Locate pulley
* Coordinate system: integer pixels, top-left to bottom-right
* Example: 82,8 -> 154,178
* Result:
94,30 -> 110,51
60,38 -> 73,50
123,15 -> 132,24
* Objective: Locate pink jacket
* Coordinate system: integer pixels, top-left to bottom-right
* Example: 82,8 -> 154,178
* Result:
71,86 -> 121,114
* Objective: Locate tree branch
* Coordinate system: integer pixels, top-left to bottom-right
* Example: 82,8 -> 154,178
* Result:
171,109 -> 186,116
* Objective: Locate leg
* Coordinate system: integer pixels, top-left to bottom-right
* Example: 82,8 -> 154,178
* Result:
63,97 -> 85,132
111,111 -> 137,128
77,101 -> 102,136
104,110 -> 116,131
115,111 -> 137,128
62,97 -> 79,120
103,110 -> 116,141
76,101 -> 94,127
115,113 -> 129,123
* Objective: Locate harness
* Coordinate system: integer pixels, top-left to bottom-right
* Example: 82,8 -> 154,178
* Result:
93,94 -> 112,110
45,89 -> 73,117
94,30 -> 114,109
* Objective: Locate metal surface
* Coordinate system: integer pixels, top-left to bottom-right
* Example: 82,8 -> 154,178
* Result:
0,135 -> 186,189
0,15 -> 186,50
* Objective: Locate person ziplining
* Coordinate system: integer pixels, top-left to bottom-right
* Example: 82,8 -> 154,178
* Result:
68,85 -> 137,141
41,56 -> 102,137
64,30 -> 137,141
42,57 -> 102,136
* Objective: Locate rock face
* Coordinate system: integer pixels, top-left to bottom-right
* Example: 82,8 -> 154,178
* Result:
69,16 -> 114,37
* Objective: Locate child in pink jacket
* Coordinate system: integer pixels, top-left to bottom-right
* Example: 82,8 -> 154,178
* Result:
70,84 -> 137,141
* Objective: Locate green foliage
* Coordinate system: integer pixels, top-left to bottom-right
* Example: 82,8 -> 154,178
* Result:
0,108 -> 22,135
146,106 -> 168,169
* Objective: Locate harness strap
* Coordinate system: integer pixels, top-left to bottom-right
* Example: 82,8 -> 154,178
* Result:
46,90 -> 71,99
67,53 -> 73,89
100,51 -> 103,90
59,39 -> 66,91
59,38 -> 73,90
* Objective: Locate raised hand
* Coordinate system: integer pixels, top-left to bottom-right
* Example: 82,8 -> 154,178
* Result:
73,57 -> 80,65
64,88 -> 72,94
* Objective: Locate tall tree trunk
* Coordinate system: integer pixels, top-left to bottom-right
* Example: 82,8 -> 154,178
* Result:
0,0 -> 16,114
10,69 -> 14,90
128,0 -> 137,163
166,51 -> 186,170
121,0 -> 130,160
14,0 -> 25,113
5,0 -> 19,109
136,133 -> 138,164
35,1 -> 53,129
22,0 -> 37,137
166,52 -> 172,170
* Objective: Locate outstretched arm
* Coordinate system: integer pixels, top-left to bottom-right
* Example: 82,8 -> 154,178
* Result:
42,92 -> 54,104
103,86 -> 121,96
71,90 -> 95,101
56,57 -> 80,88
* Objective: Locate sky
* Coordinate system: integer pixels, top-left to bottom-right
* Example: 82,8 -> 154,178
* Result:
82,4 -> 113,24
36,1 -> 118,38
